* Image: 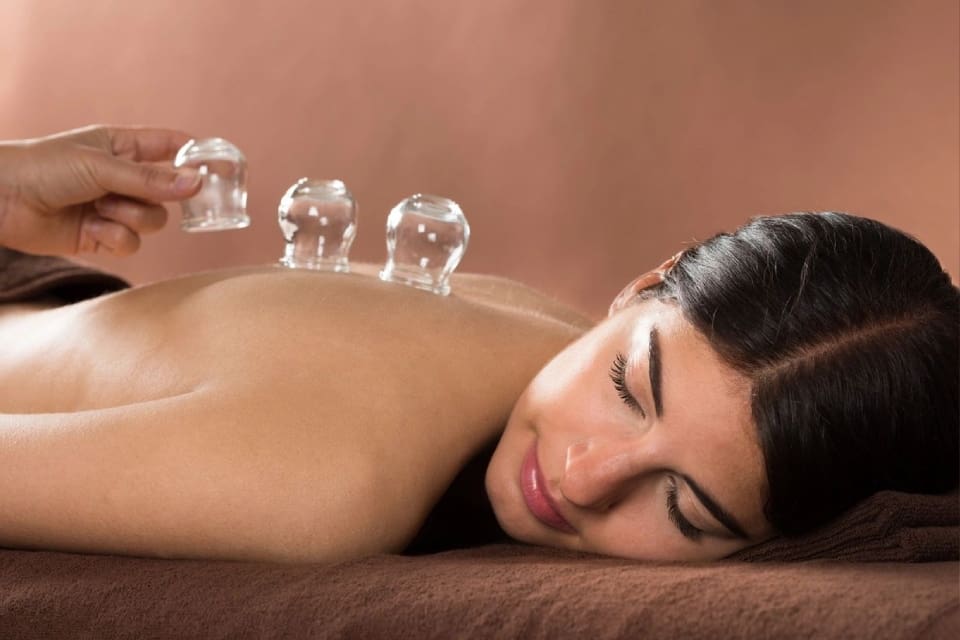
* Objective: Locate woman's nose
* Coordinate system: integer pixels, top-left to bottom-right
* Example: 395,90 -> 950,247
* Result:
559,435 -> 652,509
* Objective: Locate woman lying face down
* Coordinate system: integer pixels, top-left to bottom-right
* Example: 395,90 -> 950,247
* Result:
0,211 -> 956,563
487,212 -> 959,560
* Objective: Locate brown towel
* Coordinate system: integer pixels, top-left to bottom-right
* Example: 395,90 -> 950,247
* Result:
730,490 -> 959,562
0,247 -> 129,303
0,546 -> 957,639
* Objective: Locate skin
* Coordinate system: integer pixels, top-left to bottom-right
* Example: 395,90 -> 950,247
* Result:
0,125 -> 201,256
0,124 -> 596,563
0,261 -> 775,563
486,266 -> 777,561
0,265 -> 590,562
0,125 -> 776,563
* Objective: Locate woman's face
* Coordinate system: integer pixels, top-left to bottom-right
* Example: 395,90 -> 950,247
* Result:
486,295 -> 775,561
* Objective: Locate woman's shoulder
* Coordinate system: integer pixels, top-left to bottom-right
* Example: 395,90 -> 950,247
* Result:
447,271 -> 596,331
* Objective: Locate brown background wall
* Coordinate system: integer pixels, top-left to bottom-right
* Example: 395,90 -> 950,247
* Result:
1,0 -> 956,317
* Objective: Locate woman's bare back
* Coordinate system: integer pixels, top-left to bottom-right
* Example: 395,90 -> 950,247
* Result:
0,266 -> 589,562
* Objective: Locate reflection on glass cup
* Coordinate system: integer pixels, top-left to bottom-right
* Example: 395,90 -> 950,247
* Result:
379,194 -> 470,296
277,178 -> 358,272
173,138 -> 250,232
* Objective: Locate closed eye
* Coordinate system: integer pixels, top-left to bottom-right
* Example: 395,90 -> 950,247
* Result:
666,476 -> 703,542
609,352 -> 646,418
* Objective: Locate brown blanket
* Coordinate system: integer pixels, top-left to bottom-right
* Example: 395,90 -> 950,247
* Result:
732,490 -> 959,562
0,247 -> 129,303
0,546 -> 957,639
2,250 -> 958,638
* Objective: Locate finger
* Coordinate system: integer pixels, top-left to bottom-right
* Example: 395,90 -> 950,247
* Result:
85,150 -> 202,203
104,126 -> 195,162
79,214 -> 142,257
94,195 -> 169,234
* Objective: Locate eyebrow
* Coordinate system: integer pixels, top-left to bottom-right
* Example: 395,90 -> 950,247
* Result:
647,325 -> 750,540
680,473 -> 750,540
648,328 -> 663,417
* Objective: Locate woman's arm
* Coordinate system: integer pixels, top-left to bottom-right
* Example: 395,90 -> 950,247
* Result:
0,388 -> 408,562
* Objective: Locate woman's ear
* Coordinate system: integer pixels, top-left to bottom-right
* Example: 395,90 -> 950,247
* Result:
608,252 -> 683,317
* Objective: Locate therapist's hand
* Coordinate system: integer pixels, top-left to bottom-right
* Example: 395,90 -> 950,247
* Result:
0,125 -> 202,257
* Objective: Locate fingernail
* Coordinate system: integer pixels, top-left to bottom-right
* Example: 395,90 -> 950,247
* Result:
174,168 -> 201,191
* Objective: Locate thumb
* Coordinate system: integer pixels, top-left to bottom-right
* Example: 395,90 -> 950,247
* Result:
88,153 -> 202,202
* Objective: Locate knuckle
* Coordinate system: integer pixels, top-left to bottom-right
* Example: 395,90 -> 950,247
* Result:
88,124 -> 110,141
70,125 -> 112,152
141,165 -> 175,190
71,148 -> 104,188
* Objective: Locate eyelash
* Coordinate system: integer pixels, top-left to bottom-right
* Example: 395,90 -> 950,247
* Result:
666,477 -> 704,542
610,354 -> 700,542
609,352 -> 645,417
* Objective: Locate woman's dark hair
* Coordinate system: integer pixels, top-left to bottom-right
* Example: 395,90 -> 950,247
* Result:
648,212 -> 959,535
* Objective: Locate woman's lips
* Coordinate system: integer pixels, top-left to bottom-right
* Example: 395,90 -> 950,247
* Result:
520,442 -> 576,533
